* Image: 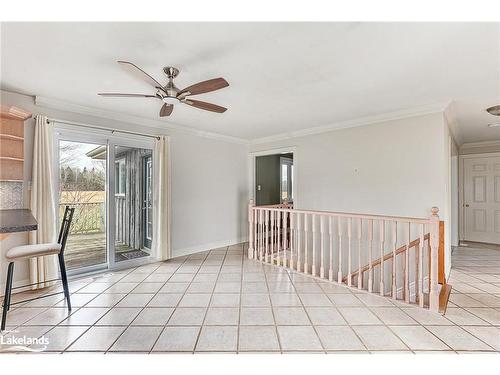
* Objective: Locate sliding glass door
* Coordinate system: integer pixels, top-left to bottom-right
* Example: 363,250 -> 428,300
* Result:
55,127 -> 155,274
112,144 -> 153,264
58,140 -> 107,271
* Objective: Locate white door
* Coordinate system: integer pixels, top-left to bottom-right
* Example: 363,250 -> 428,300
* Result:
463,155 -> 500,244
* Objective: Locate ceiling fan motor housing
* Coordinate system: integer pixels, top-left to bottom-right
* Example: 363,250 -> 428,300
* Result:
161,66 -> 181,102
163,66 -> 179,79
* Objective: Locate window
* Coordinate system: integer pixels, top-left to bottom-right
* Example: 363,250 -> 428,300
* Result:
280,157 -> 293,202
115,158 -> 126,196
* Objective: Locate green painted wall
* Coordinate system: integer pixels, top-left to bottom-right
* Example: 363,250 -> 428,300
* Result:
255,153 -> 293,206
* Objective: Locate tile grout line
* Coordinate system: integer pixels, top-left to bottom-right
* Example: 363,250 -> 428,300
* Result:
192,246 -> 228,353
3,242 -> 500,354
148,252 -> 199,354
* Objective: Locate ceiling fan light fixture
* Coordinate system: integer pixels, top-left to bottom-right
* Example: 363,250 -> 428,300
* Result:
162,96 -> 179,105
486,105 -> 500,116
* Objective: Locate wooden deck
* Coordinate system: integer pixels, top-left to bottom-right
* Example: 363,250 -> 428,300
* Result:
64,232 -> 149,270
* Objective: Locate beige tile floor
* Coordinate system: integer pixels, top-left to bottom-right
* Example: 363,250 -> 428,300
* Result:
1,242 -> 499,354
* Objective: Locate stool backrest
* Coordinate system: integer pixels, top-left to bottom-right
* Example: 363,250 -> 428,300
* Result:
58,206 -> 75,254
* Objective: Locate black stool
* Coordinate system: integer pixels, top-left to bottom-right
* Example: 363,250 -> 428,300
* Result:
1,206 -> 75,331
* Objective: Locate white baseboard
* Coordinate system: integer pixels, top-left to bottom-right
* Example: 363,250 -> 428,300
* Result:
172,237 -> 249,258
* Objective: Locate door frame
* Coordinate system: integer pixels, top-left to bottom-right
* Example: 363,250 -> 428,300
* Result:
458,151 -> 500,243
53,123 -> 158,275
248,146 -> 298,207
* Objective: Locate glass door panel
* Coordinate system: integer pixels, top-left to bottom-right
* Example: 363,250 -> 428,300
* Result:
58,140 -> 107,271
113,145 -> 153,262
280,157 -> 293,203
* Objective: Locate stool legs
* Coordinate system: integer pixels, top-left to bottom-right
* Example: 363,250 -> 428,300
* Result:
58,253 -> 71,311
1,262 -> 15,331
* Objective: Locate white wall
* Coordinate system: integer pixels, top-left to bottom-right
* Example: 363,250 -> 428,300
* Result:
0,90 -> 248,288
250,112 -> 448,218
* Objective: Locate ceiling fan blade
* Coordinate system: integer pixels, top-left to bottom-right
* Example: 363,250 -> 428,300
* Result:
179,78 -> 229,96
98,93 -> 157,98
184,99 -> 227,113
160,103 -> 174,117
117,61 -> 164,89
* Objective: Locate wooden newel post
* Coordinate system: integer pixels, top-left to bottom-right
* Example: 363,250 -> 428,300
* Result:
429,206 -> 440,312
248,199 -> 255,259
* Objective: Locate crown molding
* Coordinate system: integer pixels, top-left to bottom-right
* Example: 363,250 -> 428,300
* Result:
460,140 -> 500,149
33,95 -> 449,146
0,104 -> 32,120
34,96 -> 249,145
250,101 -> 449,145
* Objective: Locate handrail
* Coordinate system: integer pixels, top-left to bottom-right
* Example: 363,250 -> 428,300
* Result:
253,205 -> 430,224
345,233 -> 430,282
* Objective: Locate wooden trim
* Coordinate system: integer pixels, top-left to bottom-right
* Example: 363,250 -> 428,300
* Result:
253,206 -> 429,224
438,220 -> 445,285
439,283 -> 452,314
346,233 -> 430,282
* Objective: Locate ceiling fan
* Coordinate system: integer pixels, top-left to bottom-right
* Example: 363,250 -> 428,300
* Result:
98,61 -> 229,117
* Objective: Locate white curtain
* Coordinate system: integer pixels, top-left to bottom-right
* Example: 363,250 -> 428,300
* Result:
29,115 -> 58,287
152,135 -> 171,260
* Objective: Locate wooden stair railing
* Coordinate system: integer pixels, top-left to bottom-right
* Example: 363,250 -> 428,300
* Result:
248,201 -> 444,312
344,233 -> 430,282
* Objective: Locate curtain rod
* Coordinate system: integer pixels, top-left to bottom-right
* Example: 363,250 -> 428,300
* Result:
45,117 -> 161,140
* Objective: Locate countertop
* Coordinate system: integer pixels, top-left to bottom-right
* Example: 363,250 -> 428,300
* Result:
0,209 -> 38,233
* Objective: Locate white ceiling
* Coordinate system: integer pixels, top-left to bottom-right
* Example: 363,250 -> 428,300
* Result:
1,22 -> 499,143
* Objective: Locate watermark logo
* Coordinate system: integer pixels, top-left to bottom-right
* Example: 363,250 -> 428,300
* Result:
0,331 -> 49,352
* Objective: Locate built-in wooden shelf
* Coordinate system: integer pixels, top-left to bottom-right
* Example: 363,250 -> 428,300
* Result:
0,105 -> 31,182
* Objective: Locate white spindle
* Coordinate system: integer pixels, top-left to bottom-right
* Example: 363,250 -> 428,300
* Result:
270,210 -> 274,261
248,200 -> 255,259
418,224 -> 424,307
320,216 -> 325,278
368,219 -> 373,293
391,221 -> 397,299
259,209 -> 263,262
347,218 -> 352,286
290,212 -> 295,270
337,217 -> 343,283
379,220 -> 385,296
265,210 -> 269,263
429,207 -> 440,312
297,213 -> 302,273
405,222 -> 410,303
357,218 -> 362,289
304,214 -> 309,274
312,214 -> 317,276
329,216 -> 334,281
282,210 -> 287,267
277,210 -> 281,264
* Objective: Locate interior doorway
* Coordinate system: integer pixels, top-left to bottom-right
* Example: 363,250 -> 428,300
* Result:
460,152 -> 500,244
255,152 -> 293,206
